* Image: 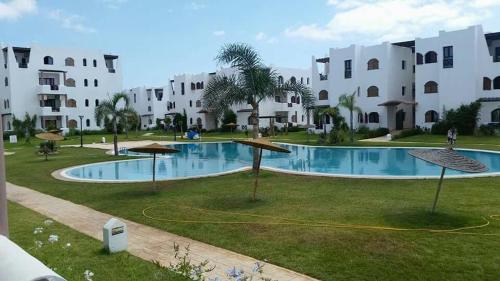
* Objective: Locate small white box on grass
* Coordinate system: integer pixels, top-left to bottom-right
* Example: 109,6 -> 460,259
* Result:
103,218 -> 127,253
9,135 -> 17,143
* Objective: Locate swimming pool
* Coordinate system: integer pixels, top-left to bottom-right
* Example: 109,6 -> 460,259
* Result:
60,142 -> 500,182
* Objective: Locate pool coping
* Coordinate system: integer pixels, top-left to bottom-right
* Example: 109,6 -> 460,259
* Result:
53,143 -> 500,183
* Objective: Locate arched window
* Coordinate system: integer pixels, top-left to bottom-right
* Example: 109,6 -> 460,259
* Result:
86,119 -> 90,127
318,90 -> 328,100
68,119 -> 77,129
95,99 -> 99,106
67,99 -> 77,108
93,59 -> 97,67
43,56 -> 53,65
367,58 -> 379,70
291,96 -> 296,103
492,109 -> 500,123
483,77 -> 492,90
196,117 -> 202,126
290,76 -> 296,84
189,100 -> 192,107
424,51 -> 437,63
296,97 -> 300,104
300,77 -> 304,84
278,76 -> 284,85
494,76 -> 500,90
83,58 -> 87,66
200,81 -> 204,89
367,86 -> 379,97
416,53 -> 423,65
425,110 -> 439,122
358,113 -> 364,123
84,79 -> 88,87
64,78 -> 75,87
189,118 -> 193,124
368,112 -> 379,123
94,79 -> 98,87
65,57 -> 74,66
196,100 -> 201,107
424,81 -> 438,93
196,82 -> 201,89
4,77 -> 8,87
85,99 -> 89,107
191,83 -> 195,90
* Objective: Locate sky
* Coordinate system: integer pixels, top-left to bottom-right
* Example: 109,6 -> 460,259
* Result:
1,0 -> 500,88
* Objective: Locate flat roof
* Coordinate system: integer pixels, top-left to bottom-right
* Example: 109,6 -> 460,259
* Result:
316,57 -> 330,63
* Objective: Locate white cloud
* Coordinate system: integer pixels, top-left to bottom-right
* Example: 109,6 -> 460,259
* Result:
255,32 -> 266,41
187,2 -> 205,10
0,0 -> 37,20
102,0 -> 128,9
286,0 -> 500,42
213,30 -> 225,37
48,9 -> 96,34
255,32 -> 278,44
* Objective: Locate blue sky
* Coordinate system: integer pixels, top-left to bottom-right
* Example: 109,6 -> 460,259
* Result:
1,0 -> 500,88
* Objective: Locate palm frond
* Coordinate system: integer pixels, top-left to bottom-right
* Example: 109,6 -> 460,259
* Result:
216,43 -> 262,70
203,74 -> 248,118
280,79 -> 315,110
111,92 -> 130,108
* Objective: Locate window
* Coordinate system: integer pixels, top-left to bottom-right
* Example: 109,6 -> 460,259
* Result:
416,53 -> 423,65
278,76 -> 284,85
196,100 -> 201,107
358,113 -> 364,123
43,56 -> 53,65
148,119 -> 153,125
495,47 -> 500,62
367,86 -> 379,97
402,86 -> 406,96
148,106 -> 151,112
425,110 -> 439,122
65,57 -> 74,66
483,77 -> 492,90
4,77 -> 7,87
367,58 -> 379,70
133,93 -> 136,103
191,82 -> 196,90
291,96 -> 296,103
65,78 -> 75,87
424,51 -> 437,63
95,99 -> 99,106
181,82 -> 185,95
173,102 -> 176,108
189,100 -> 192,107
200,81 -> 204,89
189,118 -> 193,125
424,81 -> 438,93
443,46 -> 453,68
344,60 -> 352,78
296,97 -> 300,104
85,99 -> 89,107
368,112 -> 379,123
84,79 -> 88,87
67,99 -> 77,107
318,90 -> 328,100
94,79 -> 98,87
300,77 -> 304,84
93,59 -> 97,67
494,76 -> 500,89
83,58 -> 87,66
290,76 -> 297,84
307,77 -> 310,84
86,119 -> 90,127
402,60 -> 406,70
492,109 -> 500,123
197,117 -> 202,126
196,82 -> 201,89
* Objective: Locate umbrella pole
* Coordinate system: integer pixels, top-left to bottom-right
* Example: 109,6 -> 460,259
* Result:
432,167 -> 446,213
152,153 -> 156,189
253,148 -> 263,201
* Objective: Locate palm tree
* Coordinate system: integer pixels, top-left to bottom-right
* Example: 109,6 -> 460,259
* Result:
203,43 -> 314,171
338,92 -> 362,143
95,92 -> 137,156
315,107 -> 340,134
12,113 -> 37,143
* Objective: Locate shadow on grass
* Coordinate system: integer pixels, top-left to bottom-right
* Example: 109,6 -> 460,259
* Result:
383,209 -> 476,229
200,194 -> 269,211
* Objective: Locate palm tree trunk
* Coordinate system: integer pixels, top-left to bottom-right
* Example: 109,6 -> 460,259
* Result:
350,109 -> 354,143
125,118 -> 129,139
113,119 -> 118,156
251,105 -> 260,172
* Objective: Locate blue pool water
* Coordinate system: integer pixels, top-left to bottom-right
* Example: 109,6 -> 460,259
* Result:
63,143 -> 500,181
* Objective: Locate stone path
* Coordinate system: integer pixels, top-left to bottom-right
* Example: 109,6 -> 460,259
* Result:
7,182 -> 318,281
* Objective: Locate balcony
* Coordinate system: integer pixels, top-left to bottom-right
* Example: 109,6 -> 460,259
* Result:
38,84 -> 65,94
108,68 -> 116,73
40,106 -> 62,116
319,74 -> 328,81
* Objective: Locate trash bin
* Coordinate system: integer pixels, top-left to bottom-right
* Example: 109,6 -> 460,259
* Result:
103,218 -> 127,253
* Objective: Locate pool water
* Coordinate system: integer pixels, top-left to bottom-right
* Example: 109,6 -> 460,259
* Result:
63,142 -> 500,181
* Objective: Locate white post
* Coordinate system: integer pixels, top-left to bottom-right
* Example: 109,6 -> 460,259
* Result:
0,120 -> 8,237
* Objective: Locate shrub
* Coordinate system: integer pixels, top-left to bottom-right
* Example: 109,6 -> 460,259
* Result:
356,125 -> 370,135
477,124 -> 499,136
432,101 -> 481,135
287,126 -> 306,133
393,126 -> 424,139
363,127 -> 390,139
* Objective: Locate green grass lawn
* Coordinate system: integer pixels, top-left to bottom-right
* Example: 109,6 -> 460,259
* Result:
4,135 -> 500,281
7,202 -> 187,281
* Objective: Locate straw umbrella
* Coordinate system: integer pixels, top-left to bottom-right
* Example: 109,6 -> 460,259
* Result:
128,143 -> 180,188
35,133 -> 64,160
409,148 -> 488,213
234,138 -> 290,201
224,123 -> 238,135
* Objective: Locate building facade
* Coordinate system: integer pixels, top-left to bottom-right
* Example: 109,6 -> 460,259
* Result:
311,25 -> 500,132
0,44 -> 122,132
127,86 -> 170,129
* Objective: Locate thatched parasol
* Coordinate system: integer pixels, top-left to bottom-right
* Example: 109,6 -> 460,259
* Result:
128,143 -> 180,188
48,129 -> 63,135
234,138 -> 290,201
36,133 -> 64,160
409,148 -> 488,213
224,123 -> 239,134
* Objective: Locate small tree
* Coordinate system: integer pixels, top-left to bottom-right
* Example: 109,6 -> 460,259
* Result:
222,109 -> 237,131
12,113 -> 37,143
164,117 -> 172,133
338,92 -> 362,143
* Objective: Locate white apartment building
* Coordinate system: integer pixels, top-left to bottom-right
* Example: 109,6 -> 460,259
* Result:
0,44 -> 122,132
312,25 -> 500,132
166,67 -> 311,131
127,86 -> 170,129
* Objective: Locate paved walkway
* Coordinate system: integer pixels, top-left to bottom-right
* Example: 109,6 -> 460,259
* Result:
7,182 -> 318,281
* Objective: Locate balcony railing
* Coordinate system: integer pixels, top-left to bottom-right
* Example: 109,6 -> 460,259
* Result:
319,74 -> 328,81
108,68 -> 116,73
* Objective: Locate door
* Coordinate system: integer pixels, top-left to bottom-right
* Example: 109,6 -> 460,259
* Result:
396,110 -> 405,130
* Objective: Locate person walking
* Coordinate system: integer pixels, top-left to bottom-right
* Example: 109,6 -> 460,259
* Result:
451,127 -> 457,145
447,128 -> 453,145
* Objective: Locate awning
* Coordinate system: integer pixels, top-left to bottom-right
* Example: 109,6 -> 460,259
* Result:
378,100 -> 417,107
478,97 -> 500,102
316,57 -> 330,63
237,109 -> 253,113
